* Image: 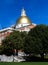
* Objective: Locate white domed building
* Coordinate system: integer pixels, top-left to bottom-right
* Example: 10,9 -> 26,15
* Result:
14,8 -> 36,32
0,8 -> 36,45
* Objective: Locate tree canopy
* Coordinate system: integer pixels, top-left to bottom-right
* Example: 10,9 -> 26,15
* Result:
1,24 -> 48,60
2,31 -> 27,55
24,24 -> 48,60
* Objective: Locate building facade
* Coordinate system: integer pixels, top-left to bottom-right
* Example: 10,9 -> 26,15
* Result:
0,8 -> 36,45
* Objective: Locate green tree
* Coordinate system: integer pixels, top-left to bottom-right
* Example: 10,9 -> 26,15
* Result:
0,45 -> 4,54
2,31 -> 27,56
24,24 -> 48,60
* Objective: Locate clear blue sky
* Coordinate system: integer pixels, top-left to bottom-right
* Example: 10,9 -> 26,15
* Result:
0,0 -> 48,29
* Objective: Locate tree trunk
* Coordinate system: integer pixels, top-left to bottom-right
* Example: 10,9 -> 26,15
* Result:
13,49 -> 18,56
40,53 -> 44,61
16,50 -> 18,56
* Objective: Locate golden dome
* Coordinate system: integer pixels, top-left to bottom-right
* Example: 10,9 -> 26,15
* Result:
16,16 -> 31,25
16,8 -> 31,25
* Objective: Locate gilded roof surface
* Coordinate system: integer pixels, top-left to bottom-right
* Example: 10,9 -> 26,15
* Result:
16,16 -> 31,25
